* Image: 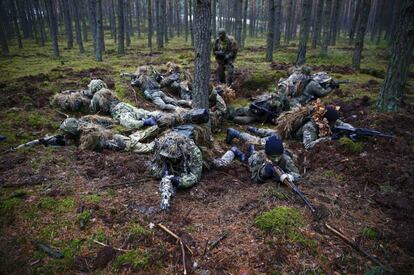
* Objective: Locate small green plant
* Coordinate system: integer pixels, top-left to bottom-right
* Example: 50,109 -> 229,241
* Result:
255,206 -> 304,234
37,197 -> 75,212
264,186 -> 289,200
339,137 -> 364,154
93,228 -> 107,243
362,227 -> 378,240
113,249 -> 150,270
0,197 -> 22,214
129,223 -> 148,236
321,169 -> 344,181
85,194 -> 102,204
78,211 -> 92,223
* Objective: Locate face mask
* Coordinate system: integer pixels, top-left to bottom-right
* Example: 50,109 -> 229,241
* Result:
268,154 -> 282,163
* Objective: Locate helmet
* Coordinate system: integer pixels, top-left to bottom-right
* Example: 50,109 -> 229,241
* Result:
324,105 -> 340,123
265,135 -> 284,156
60,118 -> 80,135
302,66 -> 312,75
88,79 -> 107,95
312,72 -> 332,84
218,28 -> 226,36
159,136 -> 183,159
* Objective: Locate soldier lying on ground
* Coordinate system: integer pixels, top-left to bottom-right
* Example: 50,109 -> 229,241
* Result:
159,62 -> 193,101
209,85 -> 227,133
89,88 -> 208,130
51,79 -> 107,112
214,135 -> 300,183
150,130 -> 203,210
121,66 -> 192,110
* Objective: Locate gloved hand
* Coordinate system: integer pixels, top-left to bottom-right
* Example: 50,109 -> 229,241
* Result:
224,53 -> 232,61
279,173 -> 294,183
170,176 -> 181,188
263,163 -> 276,179
330,82 -> 340,89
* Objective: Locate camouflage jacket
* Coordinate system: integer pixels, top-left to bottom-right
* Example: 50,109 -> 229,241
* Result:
210,93 -> 227,114
295,119 -> 353,149
136,74 -> 161,91
213,35 -> 238,60
297,80 -> 333,105
151,132 -> 203,189
110,102 -> 159,130
248,149 -> 300,183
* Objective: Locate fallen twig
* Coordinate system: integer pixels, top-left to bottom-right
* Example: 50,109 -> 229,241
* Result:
158,223 -> 191,275
92,239 -> 130,252
325,223 -> 393,272
56,110 -> 69,118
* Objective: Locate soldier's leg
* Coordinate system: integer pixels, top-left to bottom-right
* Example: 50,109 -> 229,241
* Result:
216,60 -> 226,83
177,100 -> 192,108
129,125 -> 160,142
224,61 -> 235,85
118,113 -> 145,129
233,115 -> 256,125
213,150 -> 235,167
152,96 -> 176,111
247,127 -> 278,138
112,134 -> 155,154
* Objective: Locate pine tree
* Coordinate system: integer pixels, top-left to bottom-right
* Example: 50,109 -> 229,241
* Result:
266,0 -> 275,61
296,0 -> 313,65
117,0 -> 125,54
352,0 -> 371,70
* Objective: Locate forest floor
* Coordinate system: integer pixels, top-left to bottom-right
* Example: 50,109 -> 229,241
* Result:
0,36 -> 414,274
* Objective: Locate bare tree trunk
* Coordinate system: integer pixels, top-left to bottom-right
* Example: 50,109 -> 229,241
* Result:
89,0 -> 97,53
73,0 -> 84,53
377,0 -> 414,111
10,0 -> 23,48
117,0 -> 125,54
124,0 -> 131,46
136,0 -> 141,37
329,0 -> 342,45
161,0 -> 167,44
266,0 -> 275,61
184,0 -> 189,41
352,0 -> 371,70
81,4 -> 88,42
242,0 -> 248,48
34,0 -> 46,46
96,0 -> 103,61
235,0 -> 243,46
273,0 -> 281,49
0,1 -> 9,55
320,0 -> 332,55
211,0 -> 217,37
349,0 -> 361,44
190,0 -> 194,46
148,0 -> 153,49
311,0 -> 324,48
45,0 -> 59,57
193,0 -> 212,137
296,0 -> 313,65
62,0 -> 73,49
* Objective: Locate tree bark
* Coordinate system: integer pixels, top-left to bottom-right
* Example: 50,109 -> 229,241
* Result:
273,0 -> 281,49
193,0 -> 212,136
96,0 -> 103,61
184,0 -> 189,41
45,0 -> 59,57
242,0 -> 248,48
117,0 -> 125,54
296,0 -> 313,65
266,0 -> 275,61
377,0 -> 414,111
73,0 -> 84,53
62,0 -> 73,49
136,0 -> 141,37
352,0 -> 371,70
211,0 -> 217,37
235,0 -> 243,46
148,0 -> 153,49
311,0 -> 324,48
0,1 -> 9,55
89,0 -> 97,53
320,0 -> 332,55
349,0 -> 361,44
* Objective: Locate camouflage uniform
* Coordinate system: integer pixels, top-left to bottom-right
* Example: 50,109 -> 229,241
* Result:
296,78 -> 334,105
209,87 -> 227,133
160,63 -> 193,101
60,116 -> 158,153
51,79 -> 107,112
213,30 -> 238,84
277,67 -> 311,98
229,128 -> 280,146
295,119 -> 353,149
151,131 -> 203,189
214,148 -> 300,183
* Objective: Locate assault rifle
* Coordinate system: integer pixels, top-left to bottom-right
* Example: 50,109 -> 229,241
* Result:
159,163 -> 174,211
273,165 -> 316,213
330,79 -> 351,89
6,135 -> 65,153
332,125 -> 393,141
250,100 -> 279,123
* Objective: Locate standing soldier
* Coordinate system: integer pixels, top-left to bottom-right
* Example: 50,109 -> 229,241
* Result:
213,28 -> 238,85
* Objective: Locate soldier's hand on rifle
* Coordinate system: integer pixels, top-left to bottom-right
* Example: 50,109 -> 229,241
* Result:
330,82 -> 340,89
170,176 -> 181,188
263,163 -> 276,179
280,173 -> 294,183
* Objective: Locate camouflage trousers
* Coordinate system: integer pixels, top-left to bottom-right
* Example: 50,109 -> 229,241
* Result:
210,111 -> 224,133
216,59 -> 235,85
113,125 -> 160,153
111,102 -> 160,130
237,128 -> 279,146
213,150 -> 236,167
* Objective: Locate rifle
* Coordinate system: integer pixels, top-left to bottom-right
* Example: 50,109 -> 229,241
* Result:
273,165 -> 316,213
120,72 -> 138,79
8,135 -> 65,152
330,79 -> 351,89
151,67 -> 164,82
250,100 -> 279,123
159,163 -> 175,210
332,125 -> 393,141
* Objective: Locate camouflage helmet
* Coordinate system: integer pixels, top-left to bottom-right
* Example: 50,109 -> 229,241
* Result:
60,118 -> 80,135
88,79 -> 107,95
218,28 -> 226,36
159,137 -> 182,159
312,72 -> 332,84
209,87 -> 218,101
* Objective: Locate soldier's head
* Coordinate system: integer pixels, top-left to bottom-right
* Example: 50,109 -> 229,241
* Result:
159,135 -> 183,162
88,79 -> 107,95
166,62 -> 181,74
218,28 -> 226,40
209,88 -> 218,102
324,105 -> 340,124
265,135 -> 284,161
313,72 -> 332,86
90,88 -> 120,114
302,66 -> 312,75
60,118 -> 80,136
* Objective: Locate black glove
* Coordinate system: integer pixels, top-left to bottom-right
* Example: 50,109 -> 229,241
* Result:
215,51 -> 225,58
262,163 -> 276,179
170,176 -> 181,188
330,82 -> 340,89
224,53 -> 232,61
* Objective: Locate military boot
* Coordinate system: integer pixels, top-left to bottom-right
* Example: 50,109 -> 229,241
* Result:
225,128 -> 241,144
102,138 -> 126,151
247,126 -> 259,135
231,146 -> 246,162
248,144 -> 256,158
189,109 -> 209,124
143,116 -> 157,126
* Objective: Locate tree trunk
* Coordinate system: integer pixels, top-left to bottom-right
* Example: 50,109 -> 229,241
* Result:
211,0 -> 217,37
148,0 -> 153,49
62,0 -> 73,49
189,0 -> 194,46
45,0 -> 59,57
16,0 -> 30,38
10,0 -> 23,48
0,1 -> 9,55
329,0 -> 342,45
193,0 -> 212,137
124,0 -> 131,47
34,0 -> 46,46
273,0 -> 281,49
349,0 -> 361,44
161,0 -> 167,44
311,0 -> 324,48
117,0 -> 125,54
242,0 -> 248,48
156,0 -> 163,48
285,0 -> 293,44
96,0 -> 103,61
235,0 -> 243,46
184,0 -> 189,41
136,0 -> 141,37
377,0 -> 414,111
296,0 -> 313,65
81,4 -> 88,42
266,0 -> 275,61
89,0 -> 97,53
352,0 -> 371,70
320,0 -> 332,55
73,0 -> 84,53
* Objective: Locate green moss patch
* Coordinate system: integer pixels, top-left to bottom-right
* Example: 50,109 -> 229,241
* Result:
113,249 -> 150,270
339,137 -> 364,154
255,206 -> 304,234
